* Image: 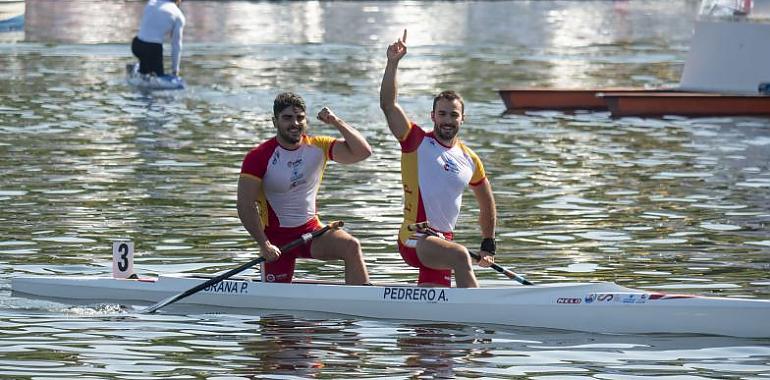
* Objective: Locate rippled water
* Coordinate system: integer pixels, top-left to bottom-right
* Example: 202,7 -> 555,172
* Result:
1,0 -> 769,378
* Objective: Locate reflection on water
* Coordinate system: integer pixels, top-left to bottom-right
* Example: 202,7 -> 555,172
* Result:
21,0 -> 699,46
1,309 -> 769,378
1,0 -> 770,378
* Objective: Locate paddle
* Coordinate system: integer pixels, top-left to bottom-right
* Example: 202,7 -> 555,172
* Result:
141,220 -> 344,314
408,222 -> 534,286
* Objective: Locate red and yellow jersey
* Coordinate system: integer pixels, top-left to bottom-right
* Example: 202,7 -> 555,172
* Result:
397,123 -> 486,244
240,135 -> 336,230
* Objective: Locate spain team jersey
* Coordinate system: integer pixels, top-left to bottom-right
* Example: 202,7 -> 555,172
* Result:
240,135 -> 336,230
398,124 -> 486,244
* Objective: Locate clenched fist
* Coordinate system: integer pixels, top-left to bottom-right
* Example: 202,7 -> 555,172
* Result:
317,107 -> 340,125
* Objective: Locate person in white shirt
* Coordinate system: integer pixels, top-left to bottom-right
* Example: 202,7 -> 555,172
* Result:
131,0 -> 185,77
237,92 -> 372,285
380,30 -> 498,288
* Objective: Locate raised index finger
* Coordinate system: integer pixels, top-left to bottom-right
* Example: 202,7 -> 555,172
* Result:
402,29 -> 407,43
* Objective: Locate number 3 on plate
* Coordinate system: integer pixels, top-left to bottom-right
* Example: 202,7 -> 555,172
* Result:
112,240 -> 134,279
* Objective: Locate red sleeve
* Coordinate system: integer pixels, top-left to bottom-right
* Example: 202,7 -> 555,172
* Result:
240,138 -> 277,179
399,123 -> 425,153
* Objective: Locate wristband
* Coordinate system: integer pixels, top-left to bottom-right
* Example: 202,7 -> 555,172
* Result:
480,238 -> 496,255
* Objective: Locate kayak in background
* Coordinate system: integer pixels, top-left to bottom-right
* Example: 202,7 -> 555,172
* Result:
125,63 -> 185,90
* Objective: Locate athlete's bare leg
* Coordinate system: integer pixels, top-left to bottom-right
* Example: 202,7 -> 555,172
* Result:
311,229 -> 370,285
416,236 -> 478,288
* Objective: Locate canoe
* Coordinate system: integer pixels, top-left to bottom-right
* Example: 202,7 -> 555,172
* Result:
125,63 -> 185,90
11,274 -> 770,338
497,88 -> 770,117
497,18 -> 770,118
600,92 -> 770,117
497,88 -> 657,111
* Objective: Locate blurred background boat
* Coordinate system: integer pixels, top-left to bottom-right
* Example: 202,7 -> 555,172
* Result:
0,0 -> 23,34
499,0 -> 770,117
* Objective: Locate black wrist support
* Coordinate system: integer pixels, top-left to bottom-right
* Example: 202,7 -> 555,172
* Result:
480,238 -> 496,255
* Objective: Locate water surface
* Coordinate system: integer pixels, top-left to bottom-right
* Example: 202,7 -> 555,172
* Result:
1,0 -> 769,378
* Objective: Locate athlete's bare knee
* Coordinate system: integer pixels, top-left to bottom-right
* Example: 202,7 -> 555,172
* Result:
448,248 -> 473,270
339,236 -> 362,261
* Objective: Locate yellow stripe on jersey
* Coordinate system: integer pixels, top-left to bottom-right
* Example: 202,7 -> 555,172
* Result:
399,149 -> 420,244
458,143 -> 487,185
306,135 -> 336,161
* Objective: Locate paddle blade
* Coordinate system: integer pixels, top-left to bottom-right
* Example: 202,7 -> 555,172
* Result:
499,266 -> 533,286
142,294 -> 179,314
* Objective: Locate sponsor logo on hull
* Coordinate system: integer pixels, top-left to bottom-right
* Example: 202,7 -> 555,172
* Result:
584,293 -> 652,304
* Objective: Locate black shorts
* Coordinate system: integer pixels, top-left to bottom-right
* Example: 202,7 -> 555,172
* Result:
131,36 -> 164,76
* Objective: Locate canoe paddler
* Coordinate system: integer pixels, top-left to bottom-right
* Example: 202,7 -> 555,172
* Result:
131,0 -> 185,77
379,29 -> 498,288
237,92 -> 372,285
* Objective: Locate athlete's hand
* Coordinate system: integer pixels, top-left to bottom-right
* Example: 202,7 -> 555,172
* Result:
259,241 -> 281,263
386,29 -> 407,62
477,251 -> 495,268
317,107 -> 340,125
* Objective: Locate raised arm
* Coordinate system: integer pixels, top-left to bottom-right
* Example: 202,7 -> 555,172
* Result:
380,29 -> 412,141
237,175 -> 280,262
317,107 -> 373,164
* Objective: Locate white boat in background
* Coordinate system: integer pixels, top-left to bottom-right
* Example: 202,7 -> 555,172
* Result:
11,274 -> 770,338
125,63 -> 185,90
0,0 -> 23,33
499,0 -> 770,117
0,0 -> 23,17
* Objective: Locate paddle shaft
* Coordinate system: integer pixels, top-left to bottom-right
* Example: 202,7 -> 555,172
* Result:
466,249 -> 533,285
142,221 -> 343,314
408,222 -> 533,286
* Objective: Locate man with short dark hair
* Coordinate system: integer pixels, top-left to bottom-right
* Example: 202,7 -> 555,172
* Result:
237,92 -> 372,284
379,30 -> 497,288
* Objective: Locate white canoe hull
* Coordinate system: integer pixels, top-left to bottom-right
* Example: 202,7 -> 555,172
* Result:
125,63 -> 185,90
11,275 -> 770,338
